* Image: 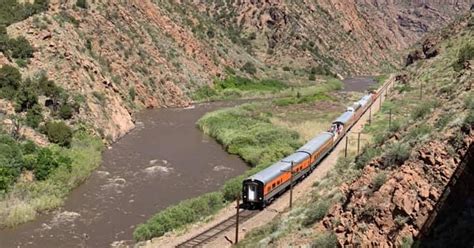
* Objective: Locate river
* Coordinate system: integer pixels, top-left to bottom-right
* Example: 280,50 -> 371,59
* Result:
0,101 -> 250,248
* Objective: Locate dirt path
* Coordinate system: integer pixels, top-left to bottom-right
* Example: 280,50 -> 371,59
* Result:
142,77 -> 395,248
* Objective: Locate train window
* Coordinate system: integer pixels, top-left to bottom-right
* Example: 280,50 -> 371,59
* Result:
272,183 -> 276,188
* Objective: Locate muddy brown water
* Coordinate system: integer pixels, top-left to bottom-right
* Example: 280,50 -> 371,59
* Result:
0,78 -> 376,248
0,101 -> 250,248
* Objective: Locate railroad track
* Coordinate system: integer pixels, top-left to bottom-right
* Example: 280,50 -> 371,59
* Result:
176,209 -> 259,247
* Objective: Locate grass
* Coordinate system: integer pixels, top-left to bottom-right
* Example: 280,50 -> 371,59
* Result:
0,132 -> 103,227
191,76 -> 288,101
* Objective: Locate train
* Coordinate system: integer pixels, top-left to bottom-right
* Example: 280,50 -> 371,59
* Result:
242,88 -> 384,209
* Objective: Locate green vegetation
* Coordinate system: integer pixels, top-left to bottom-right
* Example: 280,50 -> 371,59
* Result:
0,65 -> 21,100
0,66 -> 77,133
453,43 -> 474,71
191,76 -> 288,101
75,0 -> 88,9
0,132 -> 103,227
41,121 -> 73,147
25,104 -> 43,128
372,172 -> 387,191
241,61 -> 257,75
302,201 -> 330,227
311,231 -> 338,248
133,192 -> 223,241
8,36 -> 34,59
0,0 -> 49,26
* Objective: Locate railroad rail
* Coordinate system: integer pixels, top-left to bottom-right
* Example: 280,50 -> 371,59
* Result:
176,209 -> 259,247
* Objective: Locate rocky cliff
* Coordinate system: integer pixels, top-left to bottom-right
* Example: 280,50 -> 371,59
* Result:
1,0 -> 471,141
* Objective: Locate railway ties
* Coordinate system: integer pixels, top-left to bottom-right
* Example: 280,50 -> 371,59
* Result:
176,209 -> 259,248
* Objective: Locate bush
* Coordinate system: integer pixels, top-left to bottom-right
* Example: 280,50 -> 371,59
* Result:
128,86 -> 136,101
0,65 -> 21,100
411,101 -> 432,120
454,43 -> 474,71
133,192 -> 224,241
8,36 -> 34,59
372,172 -> 387,191
37,74 -> 61,99
309,73 -> 316,81
303,201 -> 330,227
25,104 -> 43,128
58,104 -> 73,120
311,231 -> 338,248
384,142 -> 411,166
241,61 -> 257,75
355,147 -> 381,169
75,0 -> 88,9
0,134 -> 23,192
30,147 -> 72,180
15,79 -> 39,112
42,121 -> 73,147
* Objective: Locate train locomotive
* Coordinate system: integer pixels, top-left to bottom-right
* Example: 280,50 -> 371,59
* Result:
242,90 -> 380,209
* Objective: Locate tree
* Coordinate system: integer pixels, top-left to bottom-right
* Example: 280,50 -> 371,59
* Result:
42,121 -> 73,147
0,65 -> 21,99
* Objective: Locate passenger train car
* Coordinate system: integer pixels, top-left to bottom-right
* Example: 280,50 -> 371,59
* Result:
242,91 -> 377,209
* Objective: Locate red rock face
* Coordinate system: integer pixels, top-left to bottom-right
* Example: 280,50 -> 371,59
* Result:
323,135 -> 473,247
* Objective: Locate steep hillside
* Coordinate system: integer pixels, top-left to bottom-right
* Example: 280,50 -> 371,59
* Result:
237,12 -> 473,247
1,0 -> 471,141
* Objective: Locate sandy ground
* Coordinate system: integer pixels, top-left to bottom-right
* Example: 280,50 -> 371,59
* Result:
141,77 -> 395,248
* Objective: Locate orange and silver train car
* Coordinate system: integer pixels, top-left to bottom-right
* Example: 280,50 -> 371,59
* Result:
242,132 -> 334,208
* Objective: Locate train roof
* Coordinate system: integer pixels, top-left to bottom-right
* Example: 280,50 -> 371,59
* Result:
281,152 -> 309,164
297,132 -> 333,155
332,111 -> 354,125
247,152 -> 309,184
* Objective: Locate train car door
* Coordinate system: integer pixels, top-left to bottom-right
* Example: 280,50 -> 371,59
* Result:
248,183 -> 258,201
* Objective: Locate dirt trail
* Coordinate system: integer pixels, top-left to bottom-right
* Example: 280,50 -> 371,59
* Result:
143,77 -> 395,248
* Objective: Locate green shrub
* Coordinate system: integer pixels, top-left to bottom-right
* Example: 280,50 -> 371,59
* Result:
128,86 -> 136,101
30,147 -> 72,180
309,73 -> 316,81
58,104 -> 73,120
400,236 -> 414,248
454,43 -> 474,71
191,85 -> 218,100
241,61 -> 257,75
15,79 -> 39,112
8,36 -> 34,59
0,134 -> 23,192
384,142 -> 411,166
0,0 -> 49,27
355,147 -> 381,169
25,104 -> 43,128
37,74 -> 61,98
133,192 -> 224,241
0,65 -> 21,100
42,121 -> 73,147
311,231 -> 338,248
411,101 -> 432,120
372,172 -> 387,191
15,58 -> 28,68
75,0 -> 88,9
303,201 -> 330,227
